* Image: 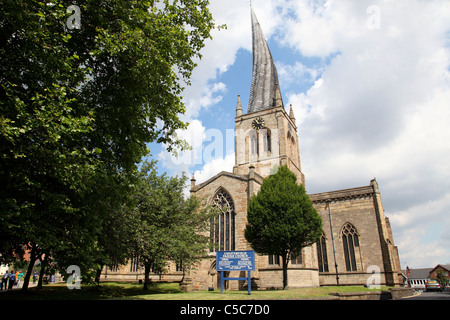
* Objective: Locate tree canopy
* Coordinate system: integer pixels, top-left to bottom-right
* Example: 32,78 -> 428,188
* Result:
0,0 -> 217,290
244,165 -> 323,289
129,161 -> 212,290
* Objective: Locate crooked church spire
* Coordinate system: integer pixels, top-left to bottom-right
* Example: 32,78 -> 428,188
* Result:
248,6 -> 283,114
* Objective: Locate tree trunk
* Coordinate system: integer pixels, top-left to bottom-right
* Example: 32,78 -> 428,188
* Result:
37,253 -> 48,289
37,263 -> 46,289
143,263 -> 151,291
95,266 -> 103,287
21,245 -> 38,292
282,254 -> 289,290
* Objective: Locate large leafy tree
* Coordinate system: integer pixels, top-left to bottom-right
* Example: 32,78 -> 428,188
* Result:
0,0 -> 216,290
130,161 -> 212,290
244,166 -> 323,289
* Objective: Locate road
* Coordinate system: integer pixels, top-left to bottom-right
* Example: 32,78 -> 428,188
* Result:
403,291 -> 450,300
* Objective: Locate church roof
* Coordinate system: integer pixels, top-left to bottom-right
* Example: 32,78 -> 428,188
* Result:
190,170 -> 264,193
248,6 -> 283,114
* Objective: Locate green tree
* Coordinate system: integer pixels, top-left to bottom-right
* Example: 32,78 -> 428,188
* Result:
130,161 -> 212,290
1,0 -> 217,291
244,165 -> 323,289
433,269 -> 449,289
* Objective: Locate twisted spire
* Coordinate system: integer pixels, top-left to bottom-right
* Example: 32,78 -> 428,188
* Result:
248,6 -> 283,113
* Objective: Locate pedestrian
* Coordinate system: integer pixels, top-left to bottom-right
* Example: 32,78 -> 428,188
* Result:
8,270 -> 15,290
32,272 -> 37,284
16,270 -> 24,287
1,271 -> 9,291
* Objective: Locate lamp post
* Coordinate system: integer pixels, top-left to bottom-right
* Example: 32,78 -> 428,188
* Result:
327,199 -> 340,286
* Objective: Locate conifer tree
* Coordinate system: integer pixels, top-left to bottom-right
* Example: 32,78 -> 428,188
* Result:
245,165 -> 322,289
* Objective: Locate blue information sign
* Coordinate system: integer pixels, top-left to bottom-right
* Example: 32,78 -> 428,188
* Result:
216,250 -> 255,295
216,250 -> 255,271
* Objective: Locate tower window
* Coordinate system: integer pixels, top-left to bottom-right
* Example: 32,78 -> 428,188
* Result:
251,133 -> 258,155
262,129 -> 271,153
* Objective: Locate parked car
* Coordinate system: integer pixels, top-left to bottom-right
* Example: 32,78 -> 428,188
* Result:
425,280 -> 442,292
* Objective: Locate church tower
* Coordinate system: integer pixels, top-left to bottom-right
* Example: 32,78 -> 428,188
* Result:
233,7 -> 305,185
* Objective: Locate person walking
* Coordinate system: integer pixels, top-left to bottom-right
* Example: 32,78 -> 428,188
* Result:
16,271 -> 24,288
1,271 -> 9,291
8,271 -> 15,290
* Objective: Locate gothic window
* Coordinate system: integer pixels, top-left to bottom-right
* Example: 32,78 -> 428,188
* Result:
250,132 -> 258,155
317,233 -> 329,272
262,128 -> 271,153
176,260 -> 183,272
130,255 -> 140,272
210,188 -> 236,252
109,263 -> 118,272
342,223 -> 360,272
291,252 -> 302,265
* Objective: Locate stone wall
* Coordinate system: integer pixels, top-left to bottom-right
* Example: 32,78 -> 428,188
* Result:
310,181 -> 402,287
330,287 -> 414,300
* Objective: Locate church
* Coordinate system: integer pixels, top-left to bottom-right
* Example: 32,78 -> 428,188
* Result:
187,7 -> 403,290
101,7 -> 403,290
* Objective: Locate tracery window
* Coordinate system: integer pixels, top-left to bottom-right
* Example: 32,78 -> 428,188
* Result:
210,188 -> 236,252
317,233 -> 329,272
342,223 -> 360,272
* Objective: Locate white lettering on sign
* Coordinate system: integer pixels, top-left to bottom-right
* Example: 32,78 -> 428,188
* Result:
217,251 -> 255,271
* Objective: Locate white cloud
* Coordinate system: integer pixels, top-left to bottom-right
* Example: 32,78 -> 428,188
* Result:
183,82 -> 227,120
277,61 -> 322,90
158,119 -> 206,176
180,0 -> 254,120
193,152 -> 235,185
281,0 -> 450,268
158,119 -> 235,183
396,229 -> 450,268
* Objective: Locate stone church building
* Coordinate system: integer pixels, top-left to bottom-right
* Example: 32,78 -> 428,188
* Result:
101,7 -> 403,289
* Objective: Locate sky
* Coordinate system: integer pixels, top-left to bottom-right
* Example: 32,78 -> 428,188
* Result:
149,0 -> 450,270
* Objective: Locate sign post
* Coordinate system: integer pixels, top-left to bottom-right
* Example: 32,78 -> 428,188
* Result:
216,250 -> 255,295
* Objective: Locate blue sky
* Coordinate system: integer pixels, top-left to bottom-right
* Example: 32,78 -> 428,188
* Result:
149,0 -> 450,269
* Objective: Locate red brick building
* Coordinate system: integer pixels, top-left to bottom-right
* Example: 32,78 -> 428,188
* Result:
430,264 -> 450,282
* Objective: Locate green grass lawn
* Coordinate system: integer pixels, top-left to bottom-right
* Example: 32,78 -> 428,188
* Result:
0,282 -> 391,300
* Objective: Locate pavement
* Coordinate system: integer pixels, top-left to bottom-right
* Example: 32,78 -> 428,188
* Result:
402,290 -> 450,300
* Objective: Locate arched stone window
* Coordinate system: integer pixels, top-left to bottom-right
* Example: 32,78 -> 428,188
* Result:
250,132 -> 258,155
210,188 -> 236,252
341,223 -> 360,272
262,128 -> 271,154
317,233 -> 329,272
